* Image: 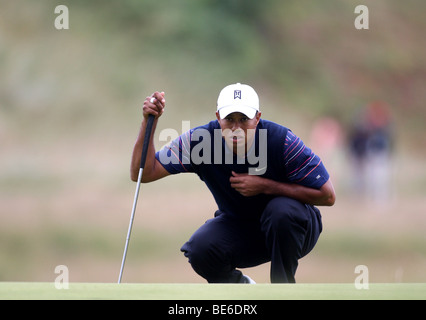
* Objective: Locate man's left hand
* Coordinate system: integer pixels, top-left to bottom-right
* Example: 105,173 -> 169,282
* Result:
229,171 -> 267,197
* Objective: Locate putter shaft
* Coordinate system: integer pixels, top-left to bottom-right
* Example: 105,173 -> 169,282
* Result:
118,114 -> 155,283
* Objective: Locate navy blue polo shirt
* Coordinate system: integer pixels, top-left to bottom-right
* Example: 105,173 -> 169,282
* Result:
155,119 -> 329,220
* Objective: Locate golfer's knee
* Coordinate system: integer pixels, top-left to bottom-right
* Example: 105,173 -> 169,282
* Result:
182,240 -> 221,282
181,238 -> 210,269
261,197 -> 306,229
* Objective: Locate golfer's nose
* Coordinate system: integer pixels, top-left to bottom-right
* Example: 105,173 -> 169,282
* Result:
231,121 -> 242,132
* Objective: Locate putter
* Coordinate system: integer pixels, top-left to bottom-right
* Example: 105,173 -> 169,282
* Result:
118,113 -> 155,283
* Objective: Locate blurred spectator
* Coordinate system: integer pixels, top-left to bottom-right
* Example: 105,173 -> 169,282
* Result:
310,116 -> 344,190
348,101 -> 394,206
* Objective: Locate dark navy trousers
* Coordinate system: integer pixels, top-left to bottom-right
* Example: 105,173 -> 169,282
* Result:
180,196 -> 322,283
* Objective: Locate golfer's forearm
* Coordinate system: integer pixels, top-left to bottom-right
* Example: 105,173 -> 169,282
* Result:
263,179 -> 335,206
130,118 -> 158,182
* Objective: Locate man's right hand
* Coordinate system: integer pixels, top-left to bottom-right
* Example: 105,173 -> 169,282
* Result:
131,91 -> 170,183
143,91 -> 166,119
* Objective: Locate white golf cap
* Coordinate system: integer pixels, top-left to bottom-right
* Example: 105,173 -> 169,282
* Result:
217,83 -> 260,119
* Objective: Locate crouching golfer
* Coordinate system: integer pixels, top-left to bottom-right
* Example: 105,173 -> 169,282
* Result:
131,83 -> 336,283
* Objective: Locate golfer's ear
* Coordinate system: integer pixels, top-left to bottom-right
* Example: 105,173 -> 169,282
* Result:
255,111 -> 261,124
216,111 -> 221,121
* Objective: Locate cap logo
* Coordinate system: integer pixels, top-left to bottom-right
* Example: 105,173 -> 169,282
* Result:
234,90 -> 242,100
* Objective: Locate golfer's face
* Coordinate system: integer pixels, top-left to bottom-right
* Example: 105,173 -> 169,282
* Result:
216,112 -> 260,154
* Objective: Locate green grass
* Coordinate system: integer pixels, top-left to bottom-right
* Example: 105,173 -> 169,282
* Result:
0,282 -> 425,300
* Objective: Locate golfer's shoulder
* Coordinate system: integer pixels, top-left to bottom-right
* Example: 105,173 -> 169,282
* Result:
202,120 -> 220,131
259,119 -> 289,142
189,120 -> 220,135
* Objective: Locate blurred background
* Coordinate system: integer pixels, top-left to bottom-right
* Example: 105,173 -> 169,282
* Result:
1,0 -> 425,283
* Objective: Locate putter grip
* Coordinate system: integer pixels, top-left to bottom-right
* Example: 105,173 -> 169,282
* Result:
140,114 -> 155,169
